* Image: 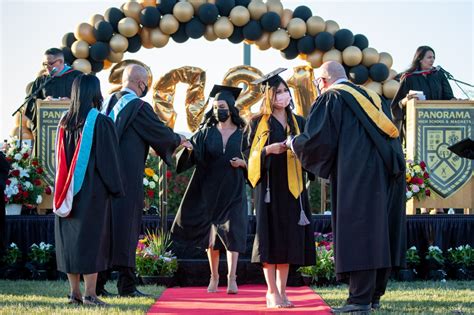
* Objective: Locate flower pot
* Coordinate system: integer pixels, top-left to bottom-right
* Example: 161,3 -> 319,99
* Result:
140,275 -> 160,285
428,269 -> 446,281
156,275 -> 175,287
398,268 -> 416,281
301,275 -> 313,286
5,204 -> 22,215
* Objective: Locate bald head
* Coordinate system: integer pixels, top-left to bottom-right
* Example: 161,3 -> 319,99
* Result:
122,64 -> 148,96
318,61 -> 347,82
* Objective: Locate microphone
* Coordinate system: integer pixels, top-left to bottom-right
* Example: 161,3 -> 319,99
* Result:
436,66 -> 453,79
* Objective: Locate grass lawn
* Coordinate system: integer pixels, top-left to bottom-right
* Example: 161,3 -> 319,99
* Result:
0,280 -> 472,314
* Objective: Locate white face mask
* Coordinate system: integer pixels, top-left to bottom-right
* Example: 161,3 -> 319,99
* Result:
275,91 -> 291,107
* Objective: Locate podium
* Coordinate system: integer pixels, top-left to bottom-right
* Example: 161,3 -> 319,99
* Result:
406,100 -> 474,214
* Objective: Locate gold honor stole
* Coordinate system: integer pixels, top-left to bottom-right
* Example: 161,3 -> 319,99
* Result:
331,84 -> 399,138
248,114 -> 303,199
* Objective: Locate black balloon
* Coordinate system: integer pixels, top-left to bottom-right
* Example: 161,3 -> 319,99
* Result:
140,7 -> 161,28
62,32 -> 76,48
293,5 -> 312,21
235,0 -> 251,7
242,20 -> 262,41
127,34 -> 142,53
216,0 -> 235,16
369,63 -> 389,82
281,39 -> 299,60
89,42 -> 110,62
104,7 -> 125,32
314,31 -> 334,52
171,24 -> 189,43
349,65 -> 369,84
89,58 -> 104,73
62,47 -> 75,65
158,0 -> 177,15
94,21 -> 114,42
297,35 -> 315,54
185,18 -> 206,39
353,34 -> 369,50
198,4 -> 219,25
334,29 -> 354,51
228,27 -> 244,44
260,12 -> 280,32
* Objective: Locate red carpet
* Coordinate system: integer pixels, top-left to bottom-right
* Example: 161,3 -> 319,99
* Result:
147,285 -> 332,314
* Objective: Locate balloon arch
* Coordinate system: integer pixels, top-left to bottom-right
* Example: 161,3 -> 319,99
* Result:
60,0 -> 400,131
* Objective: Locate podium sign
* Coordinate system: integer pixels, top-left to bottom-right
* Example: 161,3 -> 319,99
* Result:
36,100 -> 70,185
406,100 -> 474,213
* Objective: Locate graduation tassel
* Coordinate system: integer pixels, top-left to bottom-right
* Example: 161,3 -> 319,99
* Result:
264,172 -> 271,203
294,156 -> 310,226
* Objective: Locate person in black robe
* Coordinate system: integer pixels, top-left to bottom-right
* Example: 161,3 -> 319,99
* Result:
247,69 -> 315,308
391,46 -> 454,144
97,64 -> 187,297
291,61 -> 406,313
171,85 -> 248,294
54,74 -> 123,306
0,151 -> 10,257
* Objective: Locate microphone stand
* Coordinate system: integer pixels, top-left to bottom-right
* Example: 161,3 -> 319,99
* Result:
441,69 -> 474,99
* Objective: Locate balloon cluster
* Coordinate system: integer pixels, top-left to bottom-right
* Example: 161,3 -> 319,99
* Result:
61,0 -> 399,98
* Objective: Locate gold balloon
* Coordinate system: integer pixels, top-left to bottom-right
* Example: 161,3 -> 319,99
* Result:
287,18 -> 306,39
72,59 -> 92,74
222,65 -> 264,122
71,40 -> 90,59
382,80 -> 400,99
160,14 -> 179,35
255,32 -> 271,50
266,0 -> 283,16
150,28 -> 170,47
364,81 -> 383,95
123,1 -> 143,22
269,29 -> 290,50
109,59 -> 153,93
173,1 -> 194,23
213,17 -> 234,39
153,66 -> 207,131
140,27 -> 154,49
287,65 -> 317,117
139,0 -> 156,7
248,1 -> 267,20
325,20 -> 340,35
342,46 -> 363,67
204,24 -> 218,41
280,9 -> 293,28
188,0 -> 206,13
75,22 -> 96,45
306,49 -> 324,68
306,16 -> 325,36
378,52 -> 393,69
207,0 -> 216,4
385,69 -> 398,82
229,6 -> 250,27
118,17 -> 139,37
362,47 -> 379,67
107,50 -> 124,63
109,34 -> 129,53
90,14 -> 104,26
322,49 -> 342,63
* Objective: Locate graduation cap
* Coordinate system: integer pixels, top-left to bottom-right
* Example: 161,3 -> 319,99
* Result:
448,138 -> 474,160
251,68 -> 287,86
207,84 -> 242,107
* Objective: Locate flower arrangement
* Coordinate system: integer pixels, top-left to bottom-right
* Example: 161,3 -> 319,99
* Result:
447,245 -> 474,269
28,242 -> 55,267
426,246 -> 445,267
298,232 -> 335,284
3,138 -> 51,206
2,243 -> 22,266
136,230 -> 178,277
405,160 -> 431,200
406,246 -> 421,268
144,155 -> 160,209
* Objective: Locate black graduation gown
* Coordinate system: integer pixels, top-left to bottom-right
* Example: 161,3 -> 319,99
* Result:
0,152 -> 10,252
171,126 -> 248,253
248,115 -> 315,265
25,69 -> 82,130
110,98 -> 181,268
293,82 -> 406,278
55,114 -> 124,274
390,70 -> 454,142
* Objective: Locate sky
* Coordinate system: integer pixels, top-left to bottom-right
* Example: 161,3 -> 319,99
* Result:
0,0 -> 473,141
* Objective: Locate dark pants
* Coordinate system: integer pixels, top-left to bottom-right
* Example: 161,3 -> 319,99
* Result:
346,268 -> 391,305
97,267 -> 137,295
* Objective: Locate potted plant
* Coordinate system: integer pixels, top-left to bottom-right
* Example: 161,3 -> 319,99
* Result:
425,246 -> 446,280
447,245 -> 474,280
298,232 -> 335,286
136,229 -> 178,286
405,160 -> 431,201
399,246 -> 420,281
1,243 -> 23,279
26,242 -> 55,280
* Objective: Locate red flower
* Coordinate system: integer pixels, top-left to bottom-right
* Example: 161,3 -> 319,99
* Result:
423,172 -> 429,179
36,167 -> 44,174
11,170 -> 20,177
6,157 -> 12,163
22,191 -> 29,198
147,190 -> 154,198
425,189 -> 431,197
5,179 -> 11,185
34,179 -> 42,186
31,160 -> 39,167
45,186 -> 52,195
420,161 -> 426,170
166,170 -> 172,179
23,152 -> 29,159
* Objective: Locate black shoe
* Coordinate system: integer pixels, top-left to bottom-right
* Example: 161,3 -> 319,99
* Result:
120,289 -> 152,298
67,294 -> 83,305
331,303 -> 372,314
97,288 -> 117,297
83,295 -> 108,307
371,301 -> 381,310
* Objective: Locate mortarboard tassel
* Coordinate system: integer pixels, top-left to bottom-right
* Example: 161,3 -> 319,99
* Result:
264,173 -> 270,203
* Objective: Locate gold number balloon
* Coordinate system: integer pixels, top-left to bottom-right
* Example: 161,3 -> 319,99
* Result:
152,66 -> 207,132
286,65 -> 317,117
221,65 -> 264,122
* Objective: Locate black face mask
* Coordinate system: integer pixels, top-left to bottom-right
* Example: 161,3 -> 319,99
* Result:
216,109 -> 230,122
140,83 -> 148,98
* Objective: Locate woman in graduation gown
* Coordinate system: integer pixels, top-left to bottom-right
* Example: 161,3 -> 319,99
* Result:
54,74 -> 123,306
247,69 -> 315,308
391,46 -> 454,143
171,85 -> 248,294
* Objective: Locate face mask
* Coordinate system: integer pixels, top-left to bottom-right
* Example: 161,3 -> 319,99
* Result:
140,83 -> 148,98
275,91 -> 291,107
216,109 -> 230,122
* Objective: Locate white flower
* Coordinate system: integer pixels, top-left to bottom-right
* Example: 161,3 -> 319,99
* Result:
149,181 -> 156,189
143,178 -> 149,186
14,153 -> 22,161
10,243 -> 18,248
153,174 -> 159,181
409,246 -> 417,250
406,191 -> 413,199
20,144 -> 31,154
19,167 -> 29,178
24,181 -> 33,190
412,185 -> 420,193
36,195 -> 43,204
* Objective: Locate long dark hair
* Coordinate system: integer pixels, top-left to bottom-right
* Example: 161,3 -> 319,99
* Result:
200,100 -> 246,129
406,46 -> 435,73
60,74 -> 103,130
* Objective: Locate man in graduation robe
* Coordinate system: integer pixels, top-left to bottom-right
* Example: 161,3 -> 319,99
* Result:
25,48 -> 81,131
97,64 -> 188,297
290,61 -> 406,313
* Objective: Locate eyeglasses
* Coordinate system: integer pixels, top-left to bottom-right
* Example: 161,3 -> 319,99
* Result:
42,59 -> 61,67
